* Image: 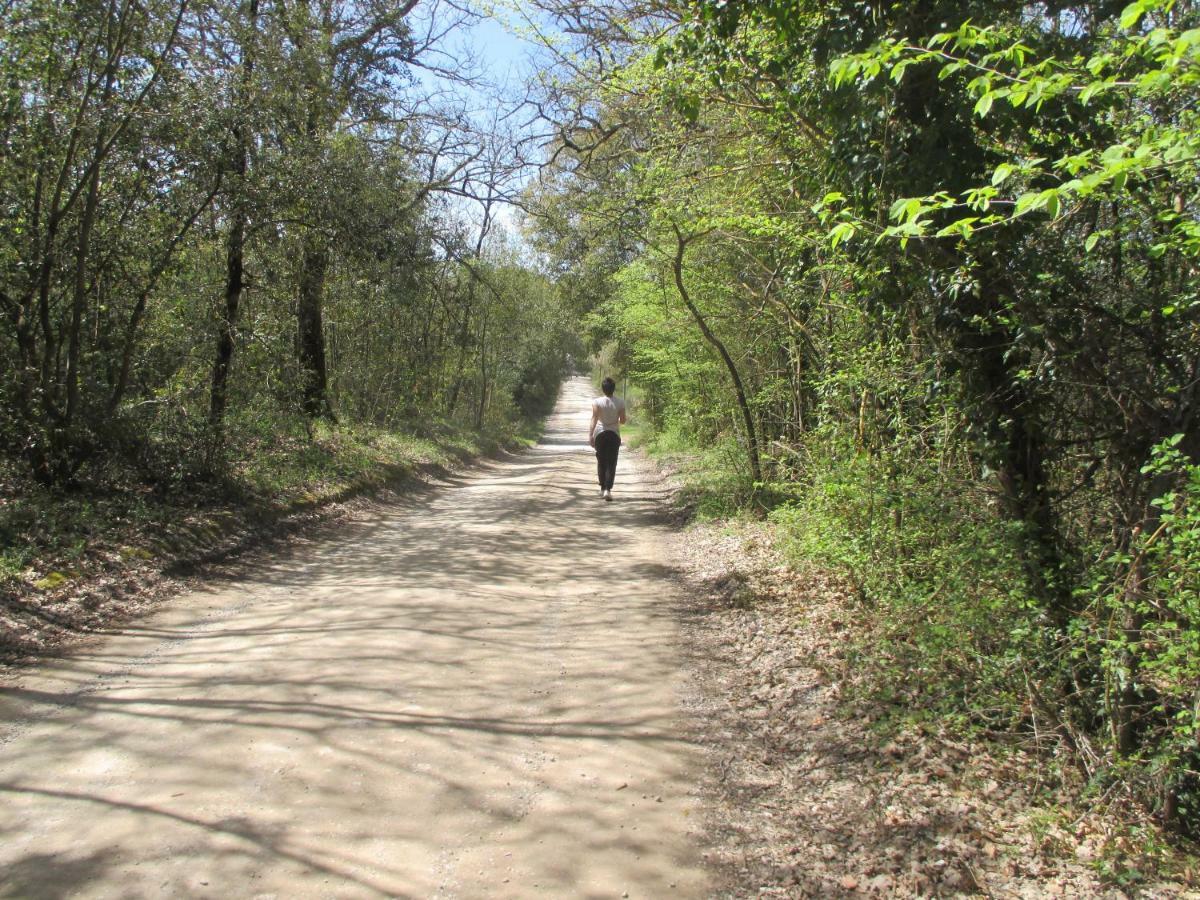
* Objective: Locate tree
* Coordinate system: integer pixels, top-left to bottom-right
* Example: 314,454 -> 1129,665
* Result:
524,0 -> 1200,831
0,0 -> 216,482
209,0 -> 262,432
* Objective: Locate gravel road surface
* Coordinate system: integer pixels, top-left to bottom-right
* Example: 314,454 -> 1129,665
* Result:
0,377 -> 708,899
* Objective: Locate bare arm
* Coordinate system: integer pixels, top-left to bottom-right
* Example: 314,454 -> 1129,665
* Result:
588,403 -> 598,447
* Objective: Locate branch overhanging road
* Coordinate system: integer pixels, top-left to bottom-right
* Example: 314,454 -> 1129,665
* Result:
0,378 -> 709,898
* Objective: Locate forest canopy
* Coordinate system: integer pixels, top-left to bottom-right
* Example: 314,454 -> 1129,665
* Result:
0,0 -> 574,489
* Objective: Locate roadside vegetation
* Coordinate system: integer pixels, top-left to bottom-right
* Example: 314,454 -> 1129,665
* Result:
523,0 -> 1200,872
0,418 -> 543,659
0,0 -> 576,656
3,0 -> 1197,879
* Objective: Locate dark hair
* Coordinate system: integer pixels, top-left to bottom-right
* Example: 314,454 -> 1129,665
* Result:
601,377 -> 616,397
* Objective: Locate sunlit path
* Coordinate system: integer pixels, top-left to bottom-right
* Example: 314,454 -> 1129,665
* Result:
0,377 -> 708,898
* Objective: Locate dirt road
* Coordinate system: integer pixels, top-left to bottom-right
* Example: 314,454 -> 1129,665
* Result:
0,378 -> 709,899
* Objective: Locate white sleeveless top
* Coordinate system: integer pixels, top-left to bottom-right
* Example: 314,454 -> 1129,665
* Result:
592,396 -> 625,440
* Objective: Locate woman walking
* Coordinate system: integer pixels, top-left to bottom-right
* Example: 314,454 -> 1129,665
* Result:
588,377 -> 627,501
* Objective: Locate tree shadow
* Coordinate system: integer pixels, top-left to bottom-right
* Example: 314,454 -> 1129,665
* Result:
0,849 -> 117,899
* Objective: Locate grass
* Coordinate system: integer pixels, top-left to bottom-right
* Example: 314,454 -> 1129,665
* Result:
0,412 -> 539,600
230,421 -> 487,502
627,420 -> 760,520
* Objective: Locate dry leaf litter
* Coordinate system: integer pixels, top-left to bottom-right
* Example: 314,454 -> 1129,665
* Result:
672,521 -> 1197,899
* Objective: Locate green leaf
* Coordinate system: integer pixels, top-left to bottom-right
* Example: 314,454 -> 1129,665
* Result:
936,217 -> 978,238
938,60 -> 967,80
965,186 -> 998,212
1013,192 -> 1041,217
828,57 -> 857,86
1101,143 -> 1130,164
829,221 -> 856,248
1120,1 -> 1146,30
888,197 -> 925,223
890,59 -> 913,83
991,163 -> 1015,186
974,92 -> 994,117
1079,82 -> 1102,105
1177,28 -> 1200,50
1137,69 -> 1172,92
1086,53 -> 1112,76
1085,233 -> 1100,252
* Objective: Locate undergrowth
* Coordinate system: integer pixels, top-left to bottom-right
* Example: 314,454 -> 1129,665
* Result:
633,417 -> 1200,883
0,411 -> 538,600
631,420 -> 758,519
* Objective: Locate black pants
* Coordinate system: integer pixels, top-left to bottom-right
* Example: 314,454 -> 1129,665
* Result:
595,430 -> 621,491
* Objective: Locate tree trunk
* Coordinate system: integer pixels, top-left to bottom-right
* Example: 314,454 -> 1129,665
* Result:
672,226 -> 762,485
65,139 -> 105,428
297,235 -> 334,421
946,261 -> 1065,616
447,194 -> 493,417
112,178 -> 220,413
475,313 -> 488,429
209,202 -> 245,428
446,303 -> 472,416
209,0 -> 258,430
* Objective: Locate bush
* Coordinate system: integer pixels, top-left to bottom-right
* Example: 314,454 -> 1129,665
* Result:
769,432 -> 1042,727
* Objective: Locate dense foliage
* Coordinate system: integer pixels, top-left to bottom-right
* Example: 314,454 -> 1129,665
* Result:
0,0 -> 575,492
524,0 -> 1200,843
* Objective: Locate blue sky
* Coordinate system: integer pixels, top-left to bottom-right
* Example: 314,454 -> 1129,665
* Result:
400,2 -> 570,252
409,3 -> 549,112
468,12 -> 532,86
409,2 -> 560,245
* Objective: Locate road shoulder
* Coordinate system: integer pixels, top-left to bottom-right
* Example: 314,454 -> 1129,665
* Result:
670,520 -> 1193,898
